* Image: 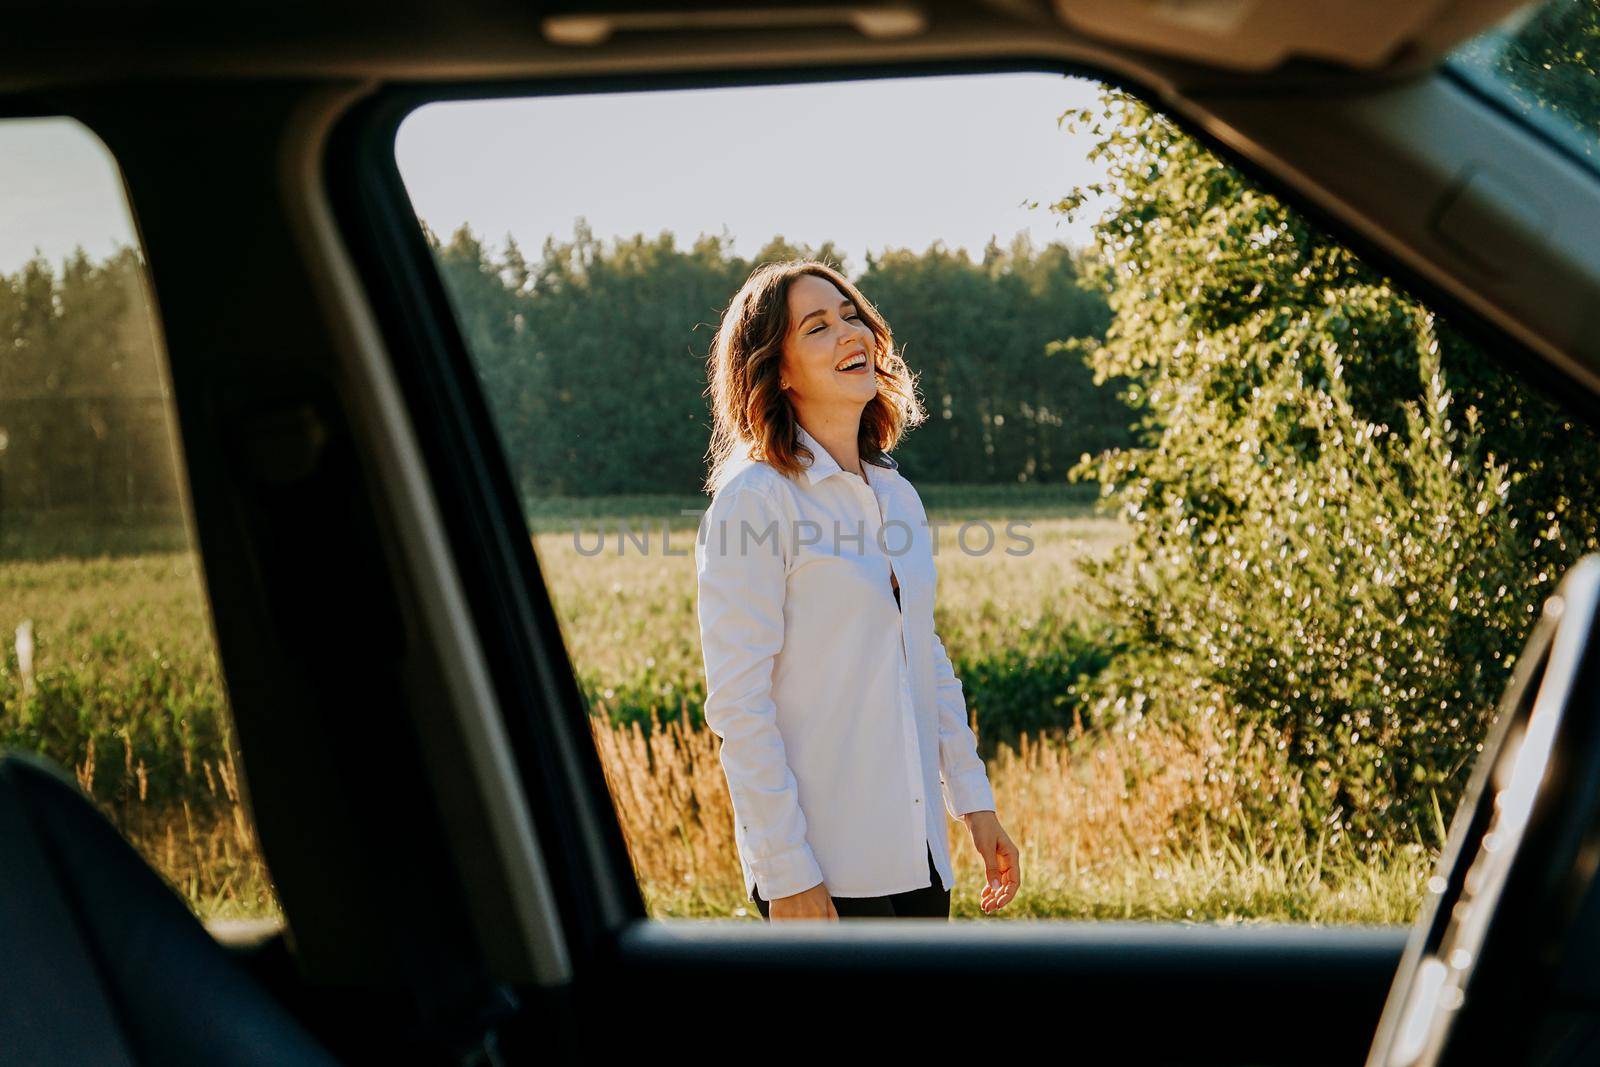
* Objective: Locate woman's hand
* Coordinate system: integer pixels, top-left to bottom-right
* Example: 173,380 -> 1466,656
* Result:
769,880 -> 839,921
961,810 -> 1021,913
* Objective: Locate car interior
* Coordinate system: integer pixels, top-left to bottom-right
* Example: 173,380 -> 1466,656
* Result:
5,1 -> 1600,1064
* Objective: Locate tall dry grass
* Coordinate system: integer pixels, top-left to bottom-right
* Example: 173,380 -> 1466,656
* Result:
588,700 -> 1430,923
72,730 -> 280,922
1,544 -> 280,922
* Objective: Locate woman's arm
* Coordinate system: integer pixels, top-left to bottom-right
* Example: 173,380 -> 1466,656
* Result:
931,626 -> 997,821
930,587 -> 1020,914
695,483 -> 824,901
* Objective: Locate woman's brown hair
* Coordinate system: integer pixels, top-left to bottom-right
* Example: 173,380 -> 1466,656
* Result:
702,259 -> 926,496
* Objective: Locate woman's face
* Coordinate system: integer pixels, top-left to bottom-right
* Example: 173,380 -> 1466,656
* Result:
778,274 -> 878,415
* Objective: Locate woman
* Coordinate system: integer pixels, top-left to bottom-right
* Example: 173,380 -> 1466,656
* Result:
695,259 -> 1023,921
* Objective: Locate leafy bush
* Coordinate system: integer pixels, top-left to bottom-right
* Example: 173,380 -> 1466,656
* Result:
1061,89 -> 1600,847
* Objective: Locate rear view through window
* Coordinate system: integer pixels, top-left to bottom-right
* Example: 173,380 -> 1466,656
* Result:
0,118 -> 278,926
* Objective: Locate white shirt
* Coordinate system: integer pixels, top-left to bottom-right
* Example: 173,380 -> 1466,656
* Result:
694,421 -> 996,902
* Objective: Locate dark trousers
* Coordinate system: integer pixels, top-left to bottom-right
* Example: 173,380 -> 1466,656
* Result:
752,843 -> 950,920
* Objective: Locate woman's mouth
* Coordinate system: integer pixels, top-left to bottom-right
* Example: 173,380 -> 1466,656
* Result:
836,351 -> 868,373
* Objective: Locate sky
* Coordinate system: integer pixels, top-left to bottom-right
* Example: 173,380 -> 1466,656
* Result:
394,70 -> 1113,275
0,70 -> 1115,278
0,118 -> 141,274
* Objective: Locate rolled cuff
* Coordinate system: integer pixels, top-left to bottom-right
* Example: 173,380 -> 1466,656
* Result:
748,841 -> 826,901
941,768 -> 996,822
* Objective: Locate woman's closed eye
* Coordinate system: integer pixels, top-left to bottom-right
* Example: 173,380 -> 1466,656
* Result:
809,313 -> 861,335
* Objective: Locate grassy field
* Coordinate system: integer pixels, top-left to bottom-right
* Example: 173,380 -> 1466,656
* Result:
594,708 -> 1430,923
535,484 -> 1127,732
0,487 -> 1432,925
0,538 -> 277,922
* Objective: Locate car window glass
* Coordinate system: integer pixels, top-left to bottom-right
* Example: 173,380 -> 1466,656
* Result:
0,117 -> 280,930
1449,0 -> 1600,171
394,72 -> 1600,924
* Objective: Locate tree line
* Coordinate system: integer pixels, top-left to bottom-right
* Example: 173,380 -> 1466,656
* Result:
430,219 -> 1131,500
0,247 -> 179,528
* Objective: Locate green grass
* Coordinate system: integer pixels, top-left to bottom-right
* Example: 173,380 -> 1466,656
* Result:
535,484 -> 1125,700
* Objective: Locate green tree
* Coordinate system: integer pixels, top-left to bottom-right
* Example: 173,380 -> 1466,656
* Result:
857,235 -> 1122,484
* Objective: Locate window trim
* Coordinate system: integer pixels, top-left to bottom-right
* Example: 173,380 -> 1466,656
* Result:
1441,59 -> 1600,190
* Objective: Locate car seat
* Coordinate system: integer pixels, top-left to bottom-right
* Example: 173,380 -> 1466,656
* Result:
0,750 -> 340,1065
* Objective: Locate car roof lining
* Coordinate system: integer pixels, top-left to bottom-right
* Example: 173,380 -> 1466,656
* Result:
0,0 -> 1533,92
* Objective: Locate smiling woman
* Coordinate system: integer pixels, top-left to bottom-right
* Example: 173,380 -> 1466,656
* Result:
696,259 -> 1023,921
18,0 -> 1600,1057
702,263 -> 917,496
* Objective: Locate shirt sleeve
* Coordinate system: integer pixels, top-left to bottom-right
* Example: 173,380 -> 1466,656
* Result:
932,626 -> 997,821
695,483 -> 825,901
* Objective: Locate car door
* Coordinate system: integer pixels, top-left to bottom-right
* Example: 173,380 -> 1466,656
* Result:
10,3 -> 1600,1065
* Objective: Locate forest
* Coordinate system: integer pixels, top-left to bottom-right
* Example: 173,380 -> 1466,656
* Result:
429,220 -> 1132,499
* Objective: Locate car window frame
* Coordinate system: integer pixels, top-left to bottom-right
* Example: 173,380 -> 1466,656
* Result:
321,53 -> 1600,953
0,106 -> 289,930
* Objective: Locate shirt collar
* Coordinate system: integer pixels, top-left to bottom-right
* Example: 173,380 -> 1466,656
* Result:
794,421 -> 898,487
